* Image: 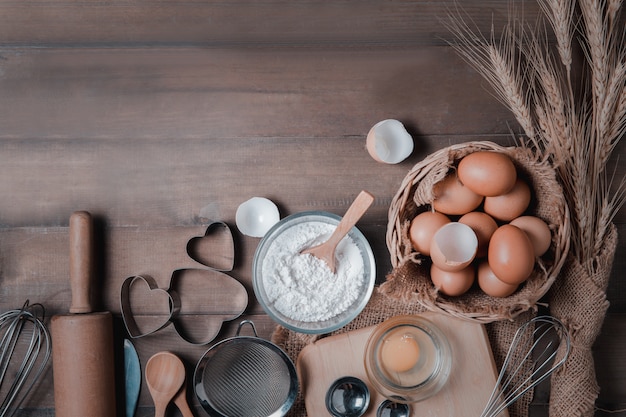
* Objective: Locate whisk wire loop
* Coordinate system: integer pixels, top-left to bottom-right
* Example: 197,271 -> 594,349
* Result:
480,316 -> 571,417
0,301 -> 51,417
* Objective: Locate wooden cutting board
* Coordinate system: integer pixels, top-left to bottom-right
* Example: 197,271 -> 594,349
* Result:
296,312 -> 507,417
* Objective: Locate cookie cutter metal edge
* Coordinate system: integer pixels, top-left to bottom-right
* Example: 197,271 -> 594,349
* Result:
120,274 -> 181,339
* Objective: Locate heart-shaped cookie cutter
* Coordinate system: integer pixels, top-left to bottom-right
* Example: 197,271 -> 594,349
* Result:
186,221 -> 235,272
120,221 -> 248,345
120,275 -> 181,338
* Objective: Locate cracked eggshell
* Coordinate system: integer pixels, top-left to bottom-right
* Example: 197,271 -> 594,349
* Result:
235,197 -> 280,238
366,119 -> 414,164
430,222 -> 478,272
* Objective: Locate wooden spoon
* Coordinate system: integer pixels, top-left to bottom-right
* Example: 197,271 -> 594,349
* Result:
301,190 -> 374,273
145,352 -> 186,417
173,379 -> 195,417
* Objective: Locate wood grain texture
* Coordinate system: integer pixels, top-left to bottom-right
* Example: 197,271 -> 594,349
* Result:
0,46 -> 520,140
0,1 -> 542,46
0,0 -> 624,415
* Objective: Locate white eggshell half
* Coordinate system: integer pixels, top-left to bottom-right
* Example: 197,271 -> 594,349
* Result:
430,222 -> 478,272
235,197 -> 280,238
366,119 -> 414,164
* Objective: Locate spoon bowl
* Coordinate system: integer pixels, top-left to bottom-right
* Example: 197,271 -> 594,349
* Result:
301,190 -> 374,273
146,352 -> 187,417
325,376 -> 370,417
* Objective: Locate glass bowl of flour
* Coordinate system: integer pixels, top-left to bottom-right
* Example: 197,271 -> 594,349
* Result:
252,211 -> 376,334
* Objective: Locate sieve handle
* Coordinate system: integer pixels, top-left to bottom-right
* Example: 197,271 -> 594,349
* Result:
236,320 -> 258,337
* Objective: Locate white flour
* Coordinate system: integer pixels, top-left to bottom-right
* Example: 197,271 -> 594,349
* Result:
261,221 -> 365,322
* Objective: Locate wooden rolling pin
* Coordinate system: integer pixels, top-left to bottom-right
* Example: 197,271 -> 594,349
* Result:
51,211 -> 117,417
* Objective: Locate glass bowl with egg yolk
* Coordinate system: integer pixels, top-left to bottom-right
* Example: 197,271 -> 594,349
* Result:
363,315 -> 451,404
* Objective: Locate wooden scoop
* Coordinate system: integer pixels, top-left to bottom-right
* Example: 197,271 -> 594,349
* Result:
146,352 -> 187,417
173,379 -> 195,417
301,190 -> 374,273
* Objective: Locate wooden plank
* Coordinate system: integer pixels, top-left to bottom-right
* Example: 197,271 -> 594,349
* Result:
0,223 -> 393,316
0,46 -> 521,140
0,134 -> 520,227
0,137 -> 622,309
0,1 -> 544,46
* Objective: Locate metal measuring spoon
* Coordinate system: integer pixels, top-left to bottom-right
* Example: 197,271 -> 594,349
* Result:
325,376 -> 370,417
376,400 -> 410,417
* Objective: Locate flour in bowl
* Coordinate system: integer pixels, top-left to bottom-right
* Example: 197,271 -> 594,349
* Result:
261,221 -> 365,322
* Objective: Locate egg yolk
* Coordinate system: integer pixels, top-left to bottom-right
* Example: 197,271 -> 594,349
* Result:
380,333 -> 420,373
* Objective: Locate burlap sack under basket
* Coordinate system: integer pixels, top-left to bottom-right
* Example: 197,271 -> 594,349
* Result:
274,141 -> 571,417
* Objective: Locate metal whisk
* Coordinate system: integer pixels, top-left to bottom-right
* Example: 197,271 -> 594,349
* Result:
0,301 -> 51,417
480,316 -> 571,417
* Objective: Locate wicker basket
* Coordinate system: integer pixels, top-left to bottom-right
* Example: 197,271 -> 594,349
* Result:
386,141 -> 571,323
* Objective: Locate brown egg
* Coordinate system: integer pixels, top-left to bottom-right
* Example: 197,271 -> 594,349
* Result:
477,261 -> 519,297
510,216 -> 552,256
409,211 -> 451,256
458,151 -> 517,197
432,172 -> 483,215
458,211 -> 498,258
430,264 -> 475,296
483,178 -> 531,221
430,222 -> 478,272
488,224 -> 535,285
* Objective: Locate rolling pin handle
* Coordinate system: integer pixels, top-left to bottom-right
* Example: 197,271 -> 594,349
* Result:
69,210 -> 94,314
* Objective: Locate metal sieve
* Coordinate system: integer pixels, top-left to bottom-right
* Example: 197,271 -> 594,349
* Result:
193,320 -> 298,417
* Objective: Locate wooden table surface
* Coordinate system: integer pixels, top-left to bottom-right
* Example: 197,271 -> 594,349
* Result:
0,1 -> 624,416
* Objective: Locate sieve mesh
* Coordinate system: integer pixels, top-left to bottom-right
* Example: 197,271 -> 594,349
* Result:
200,339 -> 293,417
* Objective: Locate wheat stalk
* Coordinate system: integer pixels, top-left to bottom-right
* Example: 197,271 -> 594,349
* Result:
608,0 -> 624,25
538,0 -> 575,75
447,0 -> 626,272
580,0 -> 610,109
443,6 -> 537,141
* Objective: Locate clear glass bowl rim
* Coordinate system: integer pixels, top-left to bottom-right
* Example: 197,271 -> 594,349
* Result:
252,210 -> 376,334
364,315 -> 452,403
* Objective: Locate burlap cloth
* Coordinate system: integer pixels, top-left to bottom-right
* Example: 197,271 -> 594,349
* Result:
547,225 -> 618,417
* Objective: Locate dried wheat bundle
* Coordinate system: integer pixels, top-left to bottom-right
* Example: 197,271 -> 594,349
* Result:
444,0 -> 626,273
445,2 -> 625,416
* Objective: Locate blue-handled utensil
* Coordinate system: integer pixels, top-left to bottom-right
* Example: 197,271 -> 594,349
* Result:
124,339 -> 141,417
